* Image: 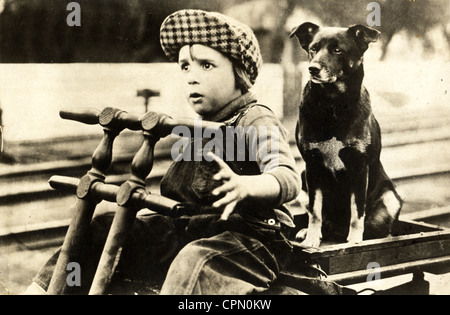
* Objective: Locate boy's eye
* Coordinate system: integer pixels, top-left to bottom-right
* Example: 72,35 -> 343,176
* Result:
180,63 -> 190,71
202,62 -> 214,70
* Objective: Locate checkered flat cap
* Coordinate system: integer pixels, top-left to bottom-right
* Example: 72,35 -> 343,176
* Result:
160,9 -> 262,84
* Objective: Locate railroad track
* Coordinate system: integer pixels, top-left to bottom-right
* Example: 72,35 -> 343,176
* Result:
1,109 -> 450,248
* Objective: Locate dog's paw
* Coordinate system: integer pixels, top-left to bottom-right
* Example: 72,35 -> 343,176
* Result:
300,238 -> 322,248
347,218 -> 365,244
297,229 -> 322,248
295,228 -> 308,241
346,231 -> 364,244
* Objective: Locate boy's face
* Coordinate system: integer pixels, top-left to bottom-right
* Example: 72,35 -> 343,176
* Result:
178,44 -> 242,118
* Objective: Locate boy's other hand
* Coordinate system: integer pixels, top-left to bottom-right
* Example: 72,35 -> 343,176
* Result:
205,151 -> 282,221
205,152 -> 249,221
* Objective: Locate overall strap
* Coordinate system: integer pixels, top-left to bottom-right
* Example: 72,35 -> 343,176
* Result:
222,103 -> 274,127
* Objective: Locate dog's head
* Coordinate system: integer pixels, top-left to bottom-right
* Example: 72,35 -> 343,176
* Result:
290,23 -> 380,86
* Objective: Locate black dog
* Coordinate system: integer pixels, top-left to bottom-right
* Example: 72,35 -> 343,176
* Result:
290,23 -> 402,247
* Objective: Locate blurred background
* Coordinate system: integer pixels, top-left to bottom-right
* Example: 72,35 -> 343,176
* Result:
0,0 -> 449,63
0,0 -> 448,140
0,0 -> 449,294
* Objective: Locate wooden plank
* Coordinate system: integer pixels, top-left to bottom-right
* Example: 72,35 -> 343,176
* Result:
294,229 -> 450,259
291,219 -> 450,275
327,237 -> 450,274
326,256 -> 450,285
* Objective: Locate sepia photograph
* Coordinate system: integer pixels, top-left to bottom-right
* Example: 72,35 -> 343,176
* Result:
0,0 -> 449,299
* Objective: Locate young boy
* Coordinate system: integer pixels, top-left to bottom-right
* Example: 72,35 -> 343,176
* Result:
27,9 -> 300,295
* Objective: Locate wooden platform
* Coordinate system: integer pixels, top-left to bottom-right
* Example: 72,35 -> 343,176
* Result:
281,218 -> 450,292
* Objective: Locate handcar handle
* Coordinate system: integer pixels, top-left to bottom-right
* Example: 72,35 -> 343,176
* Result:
60,107 -> 225,136
60,107 -> 142,131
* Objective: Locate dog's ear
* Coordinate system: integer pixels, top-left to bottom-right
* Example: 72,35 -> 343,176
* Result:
348,25 -> 381,53
289,22 -> 320,52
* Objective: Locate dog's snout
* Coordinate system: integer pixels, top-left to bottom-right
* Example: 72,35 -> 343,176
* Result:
309,63 -> 322,76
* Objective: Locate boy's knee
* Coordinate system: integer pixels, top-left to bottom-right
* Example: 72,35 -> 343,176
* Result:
172,239 -> 207,265
160,240 -> 213,295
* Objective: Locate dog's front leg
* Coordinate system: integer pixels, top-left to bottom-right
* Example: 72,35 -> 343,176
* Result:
347,166 -> 369,244
299,186 -> 323,248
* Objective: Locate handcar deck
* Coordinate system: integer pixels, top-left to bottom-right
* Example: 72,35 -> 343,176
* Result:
280,216 -> 450,293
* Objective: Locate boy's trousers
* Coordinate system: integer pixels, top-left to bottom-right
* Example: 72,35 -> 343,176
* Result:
33,208 -> 291,295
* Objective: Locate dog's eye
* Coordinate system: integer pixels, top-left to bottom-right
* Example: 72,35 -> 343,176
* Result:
309,47 -> 317,54
333,48 -> 343,54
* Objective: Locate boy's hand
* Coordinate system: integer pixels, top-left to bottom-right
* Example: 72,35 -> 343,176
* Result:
205,152 -> 282,221
205,152 -> 250,220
